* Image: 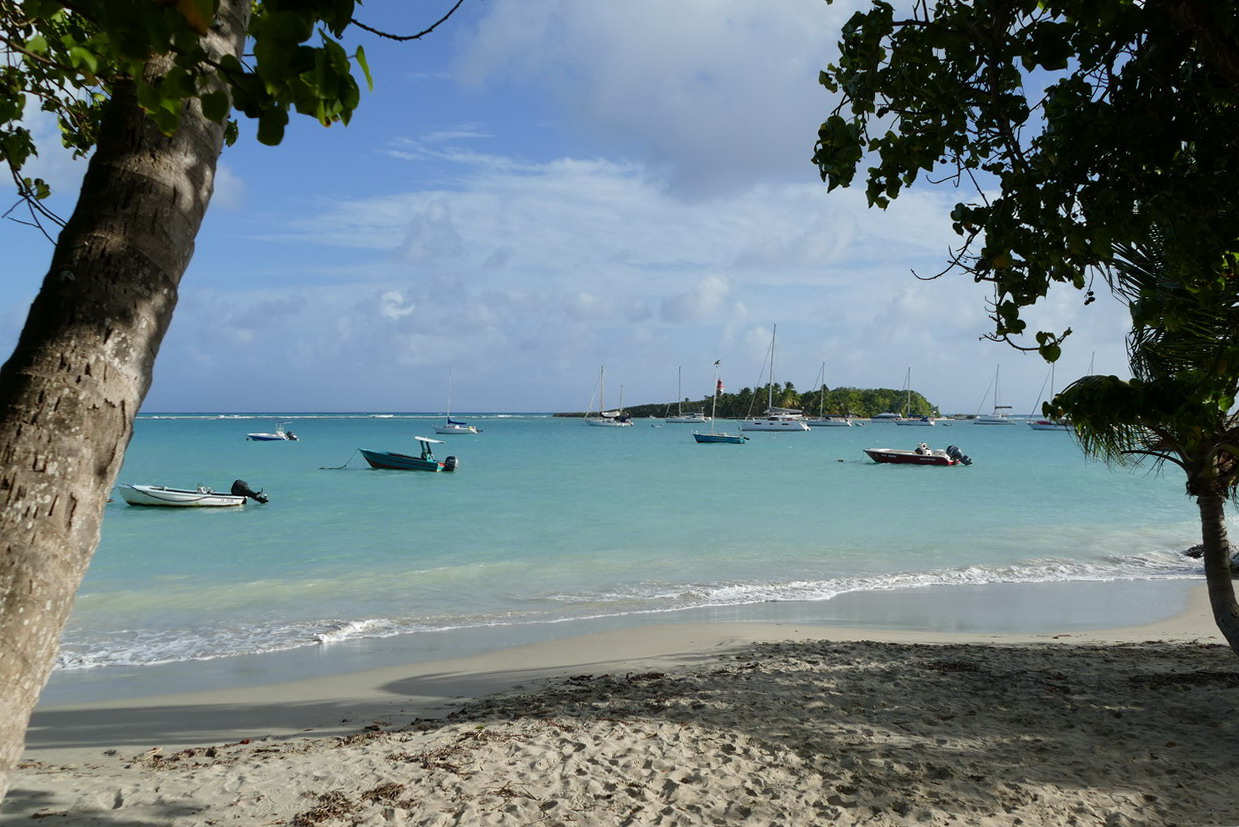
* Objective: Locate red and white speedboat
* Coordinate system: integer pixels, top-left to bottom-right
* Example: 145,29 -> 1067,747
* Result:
864,443 -> 972,466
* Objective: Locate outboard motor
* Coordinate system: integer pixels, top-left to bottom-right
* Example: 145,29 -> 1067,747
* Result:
231,479 -> 270,503
945,445 -> 972,466
443,456 -> 459,472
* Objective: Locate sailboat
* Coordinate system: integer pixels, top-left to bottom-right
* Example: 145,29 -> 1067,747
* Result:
739,325 -> 810,432
694,362 -> 748,444
805,361 -> 855,426
585,366 -> 633,427
435,368 -> 480,434
1028,362 -> 1071,431
894,367 -> 934,426
665,366 -> 708,424
974,364 -> 1014,424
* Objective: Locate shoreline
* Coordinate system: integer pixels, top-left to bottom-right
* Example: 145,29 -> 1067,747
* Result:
38,577 -> 1200,709
8,582 -> 1235,826
23,580 -> 1218,758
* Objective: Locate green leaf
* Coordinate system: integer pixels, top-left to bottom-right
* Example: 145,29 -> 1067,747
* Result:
256,106 -> 288,146
355,45 -> 373,91
200,90 -> 230,123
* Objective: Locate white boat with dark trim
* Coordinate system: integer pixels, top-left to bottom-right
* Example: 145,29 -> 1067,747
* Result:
585,367 -> 633,427
435,368 -> 481,434
740,325 -> 809,432
119,480 -> 269,507
247,422 -> 298,441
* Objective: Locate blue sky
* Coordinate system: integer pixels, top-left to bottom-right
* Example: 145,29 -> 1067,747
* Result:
0,0 -> 1131,414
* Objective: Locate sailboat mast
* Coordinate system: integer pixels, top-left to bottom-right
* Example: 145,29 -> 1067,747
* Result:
818,361 -> 826,419
769,324 -> 777,409
677,366 -> 683,416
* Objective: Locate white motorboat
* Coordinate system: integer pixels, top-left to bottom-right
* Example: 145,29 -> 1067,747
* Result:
247,422 -> 298,441
119,480 -> 269,507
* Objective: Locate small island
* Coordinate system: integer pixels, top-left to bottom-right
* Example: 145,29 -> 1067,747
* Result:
557,383 -> 939,419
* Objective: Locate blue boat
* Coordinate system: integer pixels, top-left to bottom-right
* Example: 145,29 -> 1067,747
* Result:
692,431 -> 747,444
360,436 -> 459,472
692,362 -> 748,444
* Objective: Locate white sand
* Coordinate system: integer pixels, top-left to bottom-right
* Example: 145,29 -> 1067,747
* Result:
4,586 -> 1238,826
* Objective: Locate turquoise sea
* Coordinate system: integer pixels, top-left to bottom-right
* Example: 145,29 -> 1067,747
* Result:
43,413 -> 1208,705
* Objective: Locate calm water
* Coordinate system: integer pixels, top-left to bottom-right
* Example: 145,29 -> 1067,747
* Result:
44,413 -> 1208,703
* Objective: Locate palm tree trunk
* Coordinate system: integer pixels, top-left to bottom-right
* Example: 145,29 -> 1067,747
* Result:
1197,490 -> 1239,656
0,1 -> 249,799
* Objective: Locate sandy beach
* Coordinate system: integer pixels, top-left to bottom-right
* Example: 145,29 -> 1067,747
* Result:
5,585 -> 1239,826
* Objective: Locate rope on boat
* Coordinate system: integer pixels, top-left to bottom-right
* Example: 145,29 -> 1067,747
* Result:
319,449 -> 358,470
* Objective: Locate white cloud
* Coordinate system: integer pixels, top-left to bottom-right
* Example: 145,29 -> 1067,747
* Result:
454,0 -> 858,196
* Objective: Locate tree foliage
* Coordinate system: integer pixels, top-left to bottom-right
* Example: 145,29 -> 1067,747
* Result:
813,0 -> 1239,360
813,0 -> 1239,654
0,0 -> 467,800
622,385 -> 936,420
1,0 -> 371,215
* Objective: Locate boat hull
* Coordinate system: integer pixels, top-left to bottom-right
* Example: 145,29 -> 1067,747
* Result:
434,424 -> 479,435
864,448 -> 958,466
359,449 -> 449,471
693,431 -> 747,444
1028,420 -> 1070,431
585,417 -> 633,427
739,418 -> 810,431
806,418 -> 854,427
119,484 -> 247,507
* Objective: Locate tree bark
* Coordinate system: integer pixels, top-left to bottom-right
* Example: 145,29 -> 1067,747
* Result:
0,1 -> 249,799
1197,490 -> 1239,656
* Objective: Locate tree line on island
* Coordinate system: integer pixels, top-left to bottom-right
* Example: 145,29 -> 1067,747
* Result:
559,384 -> 936,419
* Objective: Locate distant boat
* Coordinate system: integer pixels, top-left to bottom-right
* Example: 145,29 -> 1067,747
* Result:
740,325 -> 810,432
119,480 -> 269,507
974,365 -> 1015,424
1028,363 -> 1070,431
665,366 -> 709,424
895,368 -> 935,426
360,436 -> 459,472
694,362 -> 748,444
805,360 -> 856,427
435,368 -> 480,435
864,444 -> 972,466
585,366 -> 633,427
247,422 -> 298,441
